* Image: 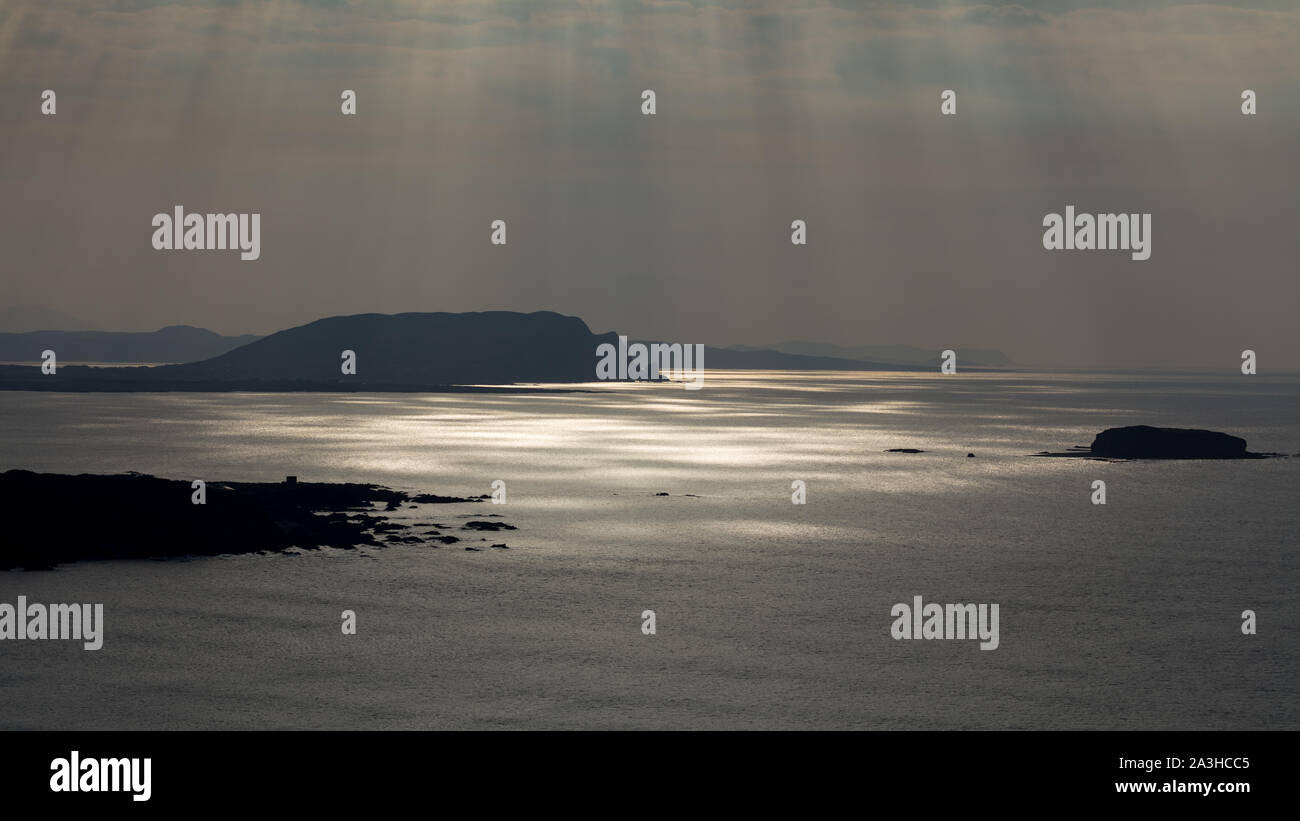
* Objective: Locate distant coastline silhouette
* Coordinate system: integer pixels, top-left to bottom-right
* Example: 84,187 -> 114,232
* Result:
0,310 -> 924,391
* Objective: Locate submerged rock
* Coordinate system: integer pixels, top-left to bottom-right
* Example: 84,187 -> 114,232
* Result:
385,535 -> 423,544
463,520 -> 517,531
410,493 -> 483,504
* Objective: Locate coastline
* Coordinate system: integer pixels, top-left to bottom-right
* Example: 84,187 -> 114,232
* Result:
0,470 -> 512,570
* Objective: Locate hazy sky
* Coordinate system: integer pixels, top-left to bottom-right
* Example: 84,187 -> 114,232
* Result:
1,0 -> 1297,368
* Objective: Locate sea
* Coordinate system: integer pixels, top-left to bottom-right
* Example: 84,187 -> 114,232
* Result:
1,370 -> 1296,729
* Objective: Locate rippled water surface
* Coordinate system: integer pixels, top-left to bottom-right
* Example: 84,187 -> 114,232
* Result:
1,371 -> 1296,729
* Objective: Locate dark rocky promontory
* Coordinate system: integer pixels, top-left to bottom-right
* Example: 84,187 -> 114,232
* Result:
0,470 -> 508,570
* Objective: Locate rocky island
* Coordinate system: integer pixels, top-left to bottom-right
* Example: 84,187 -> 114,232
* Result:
1035,425 -> 1273,460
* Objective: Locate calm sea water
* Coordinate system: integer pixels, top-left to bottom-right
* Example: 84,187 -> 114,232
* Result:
1,371 -> 1297,729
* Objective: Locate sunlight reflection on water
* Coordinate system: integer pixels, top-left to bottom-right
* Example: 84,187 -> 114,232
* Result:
0,371 -> 1296,729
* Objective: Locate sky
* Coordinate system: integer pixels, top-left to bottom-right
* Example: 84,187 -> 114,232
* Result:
0,0 -> 1297,368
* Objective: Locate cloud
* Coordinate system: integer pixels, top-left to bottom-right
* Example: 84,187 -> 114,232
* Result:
959,4 -> 1048,26
1,0 -> 1297,366
17,22 -> 63,47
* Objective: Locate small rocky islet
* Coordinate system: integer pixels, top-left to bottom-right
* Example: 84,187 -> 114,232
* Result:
882,426 -> 1281,460
1035,425 -> 1280,460
0,470 -> 517,570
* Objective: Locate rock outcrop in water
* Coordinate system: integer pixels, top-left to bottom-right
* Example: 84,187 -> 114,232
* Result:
1090,426 -> 1257,459
0,470 -> 510,570
1036,425 -> 1270,459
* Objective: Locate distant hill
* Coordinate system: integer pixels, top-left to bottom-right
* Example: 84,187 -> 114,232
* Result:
0,305 -> 98,333
156,311 -> 617,385
727,340 -> 1011,368
0,311 -> 945,391
0,325 -> 261,363
668,345 -> 907,372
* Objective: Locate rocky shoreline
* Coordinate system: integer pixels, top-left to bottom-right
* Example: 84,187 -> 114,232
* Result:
0,470 -> 516,570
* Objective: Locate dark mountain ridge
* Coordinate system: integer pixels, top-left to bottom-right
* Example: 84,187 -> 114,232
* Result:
165,311 -> 616,384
